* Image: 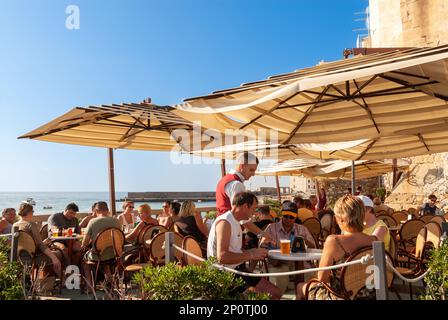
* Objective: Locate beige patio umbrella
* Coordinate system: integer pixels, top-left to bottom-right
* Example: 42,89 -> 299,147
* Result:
172,45 -> 448,159
19,102 -> 201,214
257,158 -> 410,180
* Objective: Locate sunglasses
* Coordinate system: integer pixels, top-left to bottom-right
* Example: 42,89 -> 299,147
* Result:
283,215 -> 296,220
127,206 -> 134,209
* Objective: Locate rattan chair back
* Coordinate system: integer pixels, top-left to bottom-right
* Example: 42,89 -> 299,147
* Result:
320,213 -> 334,238
399,219 -> 425,252
425,221 -> 442,249
93,228 -> 125,259
149,231 -> 183,266
181,236 -> 203,266
376,214 -> 397,228
419,214 -> 434,224
429,215 -> 445,227
302,217 -> 322,240
39,224 -> 49,241
392,212 -> 408,225
340,247 -> 394,299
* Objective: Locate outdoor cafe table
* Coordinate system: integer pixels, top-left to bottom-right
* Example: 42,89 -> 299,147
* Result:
50,234 -> 84,263
268,249 -> 323,295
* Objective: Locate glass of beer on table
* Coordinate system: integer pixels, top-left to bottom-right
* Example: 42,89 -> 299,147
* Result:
280,239 -> 291,254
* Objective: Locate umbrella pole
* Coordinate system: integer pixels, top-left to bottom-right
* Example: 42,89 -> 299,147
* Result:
108,148 -> 116,216
275,174 -> 282,203
351,160 -> 355,195
392,158 -> 397,187
221,159 -> 226,177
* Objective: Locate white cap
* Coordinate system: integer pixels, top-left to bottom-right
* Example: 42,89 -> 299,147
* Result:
357,195 -> 374,208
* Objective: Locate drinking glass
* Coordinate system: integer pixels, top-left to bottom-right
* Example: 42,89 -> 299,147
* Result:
280,239 -> 291,254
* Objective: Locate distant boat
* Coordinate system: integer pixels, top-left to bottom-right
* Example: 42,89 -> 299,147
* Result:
43,206 -> 53,210
22,198 -> 36,206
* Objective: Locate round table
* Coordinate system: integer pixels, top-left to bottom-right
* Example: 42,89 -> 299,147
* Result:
268,249 -> 323,261
50,234 -> 84,263
268,249 -> 323,295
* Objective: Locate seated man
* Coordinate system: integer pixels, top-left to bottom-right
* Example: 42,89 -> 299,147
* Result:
418,194 -> 443,216
80,203 -> 98,228
47,202 -> 82,265
372,197 -> 393,215
80,201 -> 121,290
260,201 -> 316,295
0,208 -> 16,237
245,205 -> 274,249
207,192 -> 281,299
294,197 -> 313,223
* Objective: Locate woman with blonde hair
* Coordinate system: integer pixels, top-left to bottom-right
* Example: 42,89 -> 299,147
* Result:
175,201 -> 209,248
296,195 -> 375,300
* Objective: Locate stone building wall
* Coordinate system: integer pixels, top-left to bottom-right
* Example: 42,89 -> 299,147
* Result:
366,0 -> 448,212
290,176 -> 380,207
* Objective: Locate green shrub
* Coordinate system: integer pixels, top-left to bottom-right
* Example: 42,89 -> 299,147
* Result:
421,242 -> 448,300
204,210 -> 217,220
133,259 -> 271,300
0,238 -> 25,300
375,187 -> 386,200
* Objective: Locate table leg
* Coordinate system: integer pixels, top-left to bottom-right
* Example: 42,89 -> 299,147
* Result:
294,261 -> 304,297
67,239 -> 73,265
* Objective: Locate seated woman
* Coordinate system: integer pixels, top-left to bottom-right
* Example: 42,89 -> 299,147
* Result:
13,203 -> 62,275
175,201 -> 209,249
296,195 -> 374,300
357,195 -> 390,252
169,202 -> 181,226
117,201 -> 139,231
157,201 -> 173,229
125,204 -> 158,243
79,202 -> 97,228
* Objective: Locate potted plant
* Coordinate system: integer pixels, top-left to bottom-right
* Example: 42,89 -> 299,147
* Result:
0,238 -> 25,300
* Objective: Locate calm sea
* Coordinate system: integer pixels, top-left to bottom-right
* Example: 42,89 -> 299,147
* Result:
0,192 -> 216,215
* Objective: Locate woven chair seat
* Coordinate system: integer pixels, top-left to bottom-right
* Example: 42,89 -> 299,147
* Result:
125,263 -> 151,272
395,267 -> 414,276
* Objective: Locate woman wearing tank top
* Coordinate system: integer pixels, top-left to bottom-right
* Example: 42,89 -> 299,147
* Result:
296,195 -> 375,300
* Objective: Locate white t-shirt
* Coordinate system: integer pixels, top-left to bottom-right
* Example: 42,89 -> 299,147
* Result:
224,169 -> 246,204
207,210 -> 243,269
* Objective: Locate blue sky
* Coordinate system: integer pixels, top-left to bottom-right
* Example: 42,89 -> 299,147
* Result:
0,0 -> 368,192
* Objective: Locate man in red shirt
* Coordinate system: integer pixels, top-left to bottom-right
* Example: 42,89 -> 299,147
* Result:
215,152 -> 272,242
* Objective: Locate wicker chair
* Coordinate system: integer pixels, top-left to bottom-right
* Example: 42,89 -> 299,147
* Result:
398,219 -> 425,253
395,226 -> 427,300
376,214 -> 398,228
425,221 -> 442,249
39,224 -> 49,241
148,231 -> 183,266
302,217 -> 322,248
319,212 -> 334,241
17,230 -> 63,294
419,214 -> 434,224
429,215 -> 445,227
83,228 -> 125,290
304,246 -> 394,300
392,212 -> 408,225
407,208 -> 418,217
181,236 -> 204,266
374,210 -> 387,216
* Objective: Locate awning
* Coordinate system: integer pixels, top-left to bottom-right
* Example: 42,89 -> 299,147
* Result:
173,45 -> 448,159
257,158 -> 410,180
19,103 -> 193,151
